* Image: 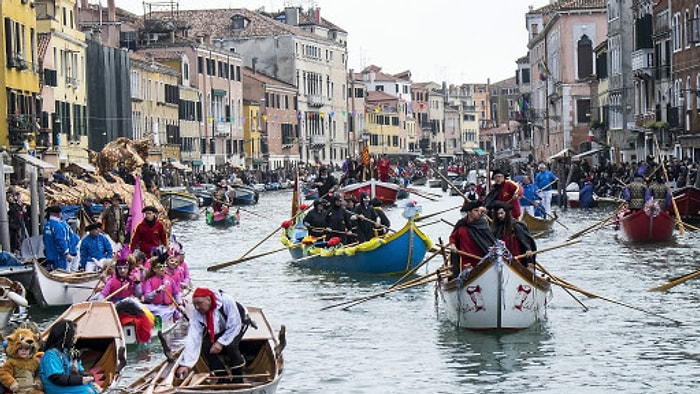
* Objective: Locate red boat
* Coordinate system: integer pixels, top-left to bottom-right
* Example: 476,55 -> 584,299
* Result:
339,178 -> 400,205
619,208 -> 675,243
673,186 -> 700,219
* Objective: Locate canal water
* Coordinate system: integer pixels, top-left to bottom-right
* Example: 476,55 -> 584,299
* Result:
25,187 -> 700,393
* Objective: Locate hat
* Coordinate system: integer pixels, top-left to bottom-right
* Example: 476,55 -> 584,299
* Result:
142,206 -> 158,213
489,200 -> 513,211
115,258 -> 129,268
370,198 -> 383,207
45,205 -> 62,214
491,169 -> 505,179
85,222 -> 101,231
460,200 -> 482,212
112,193 -> 122,201
313,199 -> 325,207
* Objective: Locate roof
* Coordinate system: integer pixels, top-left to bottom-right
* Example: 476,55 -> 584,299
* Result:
242,67 -> 296,89
530,0 -> 606,14
14,154 -> 56,170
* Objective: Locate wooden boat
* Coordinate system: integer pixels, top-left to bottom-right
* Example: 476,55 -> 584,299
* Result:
521,211 -> 555,233
287,218 -> 433,275
618,208 -> 675,243
126,306 -> 285,394
0,251 -> 34,291
302,183 -> 319,200
673,185 -> 700,220
161,187 -> 199,220
0,277 -> 28,330
189,184 -> 216,207
119,301 -> 182,346
411,176 -> 427,186
206,208 -> 241,228
30,261 -> 101,307
427,178 -> 442,188
437,243 -> 552,330
42,301 -> 126,391
340,178 -> 401,205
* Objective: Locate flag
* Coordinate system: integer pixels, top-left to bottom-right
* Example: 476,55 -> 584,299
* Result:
520,99 -> 529,118
538,60 -> 551,81
361,145 -> 371,167
126,175 -> 144,241
291,165 -> 300,219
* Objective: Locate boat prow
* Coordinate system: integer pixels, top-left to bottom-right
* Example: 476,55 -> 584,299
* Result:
31,261 -> 101,307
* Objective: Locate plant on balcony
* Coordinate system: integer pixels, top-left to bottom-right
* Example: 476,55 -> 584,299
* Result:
643,120 -> 669,130
588,120 -> 604,130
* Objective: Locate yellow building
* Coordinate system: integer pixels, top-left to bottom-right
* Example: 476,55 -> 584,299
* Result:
129,52 -> 180,163
35,0 -> 88,165
242,100 -> 262,169
365,111 -> 400,155
0,0 -> 40,150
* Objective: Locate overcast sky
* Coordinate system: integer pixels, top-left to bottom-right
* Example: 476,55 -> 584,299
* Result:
115,0 -> 551,84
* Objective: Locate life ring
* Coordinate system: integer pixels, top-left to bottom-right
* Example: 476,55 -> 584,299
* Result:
643,199 -> 661,218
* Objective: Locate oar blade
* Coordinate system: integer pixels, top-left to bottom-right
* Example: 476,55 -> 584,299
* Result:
649,269 -> 700,292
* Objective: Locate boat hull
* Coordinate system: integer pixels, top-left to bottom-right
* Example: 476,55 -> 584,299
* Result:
520,211 -> 554,233
0,277 -> 27,330
126,306 -> 283,394
122,304 -> 181,346
619,209 -> 675,243
438,257 -> 551,330
161,191 -> 199,220
673,186 -> 700,220
228,185 -> 260,205
31,262 -> 101,307
206,211 -> 240,228
43,301 -> 126,391
290,220 -> 432,275
340,179 -> 400,205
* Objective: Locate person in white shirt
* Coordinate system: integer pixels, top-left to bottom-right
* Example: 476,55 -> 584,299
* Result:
176,288 -> 251,383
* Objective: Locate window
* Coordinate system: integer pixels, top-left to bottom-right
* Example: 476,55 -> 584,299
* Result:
198,56 -> 203,74
576,99 -> 591,124
577,35 -> 593,79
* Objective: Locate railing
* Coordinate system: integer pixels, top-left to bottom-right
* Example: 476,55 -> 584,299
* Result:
214,122 -> 230,137
308,94 -> 324,107
310,134 -> 325,145
632,48 -> 653,74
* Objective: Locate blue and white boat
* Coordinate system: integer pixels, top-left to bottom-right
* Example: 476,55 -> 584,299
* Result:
160,187 -> 198,220
227,184 -> 259,205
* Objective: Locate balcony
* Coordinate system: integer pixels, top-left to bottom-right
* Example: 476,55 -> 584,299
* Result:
632,49 -> 653,77
308,94 -> 324,107
65,76 -> 78,87
309,134 -> 325,146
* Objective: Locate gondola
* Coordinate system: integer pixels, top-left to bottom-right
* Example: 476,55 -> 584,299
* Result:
437,243 -> 552,330
161,187 -> 199,220
42,301 -> 126,391
520,211 -> 555,233
618,205 -> 675,243
673,185 -> 700,221
30,261 -> 101,307
339,178 -> 401,205
125,306 -> 285,394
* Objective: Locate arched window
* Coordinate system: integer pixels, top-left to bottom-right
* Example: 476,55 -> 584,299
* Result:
577,35 -> 593,79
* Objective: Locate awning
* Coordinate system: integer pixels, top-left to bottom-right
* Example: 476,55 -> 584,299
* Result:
14,153 -> 56,170
473,148 -> 487,156
547,148 -> 574,161
65,161 -> 96,173
463,148 -> 475,154
168,160 -> 191,171
571,148 -> 602,161
192,160 -> 203,166
211,89 -> 227,97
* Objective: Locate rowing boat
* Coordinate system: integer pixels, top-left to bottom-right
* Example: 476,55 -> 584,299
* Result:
0,277 -> 28,330
42,301 -> 126,391
520,211 -> 555,233
437,242 -> 551,330
125,306 -> 284,394
618,207 -> 675,243
30,261 -> 101,306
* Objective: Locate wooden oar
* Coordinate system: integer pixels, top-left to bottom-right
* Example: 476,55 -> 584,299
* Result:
677,220 -> 700,232
389,247 -> 443,289
417,219 -> 442,228
534,262 -> 588,311
340,274 -> 445,310
206,247 -> 288,271
550,277 -> 682,324
567,207 -> 623,241
654,136 -> 685,234
342,208 -> 396,234
431,167 -> 467,201
163,288 -> 189,322
86,258 -> 115,301
513,238 -> 581,260
403,187 -> 440,201
650,267 -> 700,292
103,283 -> 129,302
415,205 -> 462,222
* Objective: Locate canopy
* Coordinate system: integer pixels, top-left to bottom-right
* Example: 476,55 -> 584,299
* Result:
547,148 -> 574,161
168,161 -> 191,172
14,153 -> 56,169
571,148 -> 603,161
473,148 -> 487,156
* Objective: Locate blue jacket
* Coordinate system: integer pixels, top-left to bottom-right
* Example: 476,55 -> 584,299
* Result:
579,183 -> 595,208
43,217 -> 72,269
520,183 -> 539,207
535,170 -> 557,191
79,233 -> 113,269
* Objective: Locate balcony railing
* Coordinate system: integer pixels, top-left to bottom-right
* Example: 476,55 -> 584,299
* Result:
214,122 -> 230,137
310,134 -> 325,145
308,94 -> 324,107
632,48 -> 653,75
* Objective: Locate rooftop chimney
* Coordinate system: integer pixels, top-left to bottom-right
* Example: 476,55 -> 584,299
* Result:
284,7 -> 299,26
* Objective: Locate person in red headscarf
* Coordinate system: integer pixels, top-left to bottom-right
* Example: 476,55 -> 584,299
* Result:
176,288 -> 252,383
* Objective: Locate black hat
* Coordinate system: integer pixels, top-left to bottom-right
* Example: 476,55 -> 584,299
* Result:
491,169 -> 505,179
489,200 -> 513,211
45,205 -> 62,214
313,199 -> 325,207
370,198 -> 382,207
142,206 -> 158,213
112,193 -> 122,201
461,200 -> 482,212
85,222 -> 102,231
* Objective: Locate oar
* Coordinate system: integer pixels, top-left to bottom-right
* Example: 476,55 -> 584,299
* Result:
520,194 -> 569,230
86,258 -> 116,301
678,220 -> 700,232
550,278 -> 682,324
650,267 -> 700,292
103,283 -> 130,302
654,136 -> 685,234
534,262 -> 588,311
537,178 -> 559,194
341,273 -> 446,310
429,243 -> 482,261
513,238 -> 581,260
415,205 -> 462,222
405,187 -> 442,198
342,208 -> 396,234
417,219 -> 442,228
567,205 -> 625,241
403,187 -> 439,201
431,167 -> 467,201
206,247 -> 288,271
163,288 -> 189,322
389,247 -> 443,289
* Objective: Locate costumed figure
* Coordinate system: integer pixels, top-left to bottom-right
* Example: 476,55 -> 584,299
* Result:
484,169 -> 524,219
448,201 -> 497,277
489,201 -> 537,267
0,327 -> 43,394
78,222 -> 113,272
370,198 -> 390,236
166,236 -> 192,291
38,320 -> 100,394
352,192 -> 380,243
324,195 -> 353,244
534,163 -> 558,214
142,247 -> 181,325
96,251 -> 142,303
129,206 -> 167,258
647,176 -> 672,211
303,199 -> 328,238
623,175 -> 648,211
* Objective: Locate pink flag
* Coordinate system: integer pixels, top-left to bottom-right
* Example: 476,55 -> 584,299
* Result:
126,175 -> 145,240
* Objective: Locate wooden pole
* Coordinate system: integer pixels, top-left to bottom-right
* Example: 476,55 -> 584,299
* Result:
654,136 -> 685,234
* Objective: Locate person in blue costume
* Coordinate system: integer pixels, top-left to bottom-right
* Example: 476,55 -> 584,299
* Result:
42,205 -> 73,271
579,177 -> 595,210
38,320 -> 100,394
